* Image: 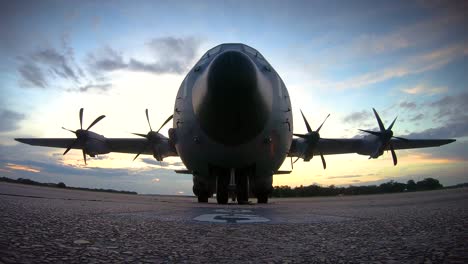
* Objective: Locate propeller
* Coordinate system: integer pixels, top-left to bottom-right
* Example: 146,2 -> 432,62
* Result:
132,109 -> 173,161
293,110 -> 330,169
62,108 -> 106,165
359,108 -> 408,166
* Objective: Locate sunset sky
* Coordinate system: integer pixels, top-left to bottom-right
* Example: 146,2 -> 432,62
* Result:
1,0 -> 467,195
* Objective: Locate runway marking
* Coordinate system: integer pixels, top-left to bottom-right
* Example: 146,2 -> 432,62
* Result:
194,209 -> 270,224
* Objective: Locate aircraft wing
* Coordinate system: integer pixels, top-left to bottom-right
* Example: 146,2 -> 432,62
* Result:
15,138 -> 178,158
385,138 -> 456,151
289,137 -> 456,157
15,138 -> 77,149
105,138 -> 177,157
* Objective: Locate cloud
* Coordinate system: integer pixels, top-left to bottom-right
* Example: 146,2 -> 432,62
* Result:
399,101 -> 417,109
312,40 -> 468,90
409,113 -> 424,122
405,122 -> 468,139
16,38 -> 110,93
349,12 -> 467,57
88,36 -> 202,75
343,110 -> 371,124
87,46 -> 127,71
31,48 -> 80,82
17,46 -> 83,89
5,163 -> 40,173
140,158 -> 185,168
402,84 -> 448,95
327,175 -> 362,179
347,42 -> 466,89
76,83 -> 112,93
397,92 -> 468,139
146,36 -> 201,71
17,63 -> 47,88
0,109 -> 25,132
0,148 -> 193,195
429,92 -> 468,121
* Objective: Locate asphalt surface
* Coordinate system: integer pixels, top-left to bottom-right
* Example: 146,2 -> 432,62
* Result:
0,182 -> 467,263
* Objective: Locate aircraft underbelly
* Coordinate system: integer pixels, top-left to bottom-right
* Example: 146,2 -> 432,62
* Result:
175,122 -> 290,179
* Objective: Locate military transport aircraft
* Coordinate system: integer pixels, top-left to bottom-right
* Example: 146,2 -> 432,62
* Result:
15,43 -> 455,204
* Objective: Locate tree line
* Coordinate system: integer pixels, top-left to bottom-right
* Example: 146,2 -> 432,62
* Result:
0,177 -> 137,195
272,178 -> 445,197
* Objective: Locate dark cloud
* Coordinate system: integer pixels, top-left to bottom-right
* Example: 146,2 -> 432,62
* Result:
76,83 -> 112,93
128,59 -> 184,74
0,109 -> 25,132
31,48 -> 79,82
0,150 -> 192,195
17,63 -> 47,88
343,110 -> 371,124
140,158 -> 184,167
409,113 -> 424,121
17,36 -> 201,92
327,175 -> 362,179
146,36 -> 201,71
18,45 -> 84,89
402,92 -> 468,139
87,46 -> 127,71
430,139 -> 468,160
88,36 -> 202,75
400,101 -> 417,109
405,120 -> 468,139
429,92 -> 468,121
16,40 -> 109,93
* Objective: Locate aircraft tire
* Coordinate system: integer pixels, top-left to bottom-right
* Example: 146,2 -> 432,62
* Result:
197,194 -> 209,203
257,194 -> 268,204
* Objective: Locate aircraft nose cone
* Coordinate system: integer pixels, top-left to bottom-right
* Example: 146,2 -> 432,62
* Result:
192,50 -> 273,146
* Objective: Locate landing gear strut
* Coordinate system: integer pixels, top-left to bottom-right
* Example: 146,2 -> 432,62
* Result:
236,170 -> 249,204
216,172 -> 229,204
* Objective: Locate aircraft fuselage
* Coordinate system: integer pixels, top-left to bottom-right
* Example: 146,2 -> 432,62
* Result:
170,43 -> 293,203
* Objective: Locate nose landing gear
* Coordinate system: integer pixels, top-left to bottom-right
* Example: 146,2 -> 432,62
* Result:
215,168 -> 250,205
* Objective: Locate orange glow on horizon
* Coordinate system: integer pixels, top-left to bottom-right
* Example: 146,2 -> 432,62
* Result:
5,163 -> 41,173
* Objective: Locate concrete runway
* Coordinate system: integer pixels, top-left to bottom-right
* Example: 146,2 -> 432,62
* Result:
0,182 -> 467,263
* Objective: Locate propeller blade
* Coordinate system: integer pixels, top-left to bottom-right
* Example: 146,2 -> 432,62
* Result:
359,129 -> 382,137
300,110 -> 312,133
293,156 -> 300,164
62,127 -> 76,134
320,152 -> 326,169
82,149 -> 87,165
393,136 -> 409,141
157,114 -> 174,133
372,108 -> 386,132
145,109 -> 153,131
86,115 -> 106,131
79,108 -> 84,130
293,133 -> 308,139
63,139 -> 78,155
290,157 -> 293,170
133,143 -> 148,161
316,114 -> 330,133
132,133 -> 148,138
387,116 -> 398,130
390,144 -> 397,166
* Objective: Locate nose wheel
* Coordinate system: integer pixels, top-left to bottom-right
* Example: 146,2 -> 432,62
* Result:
216,168 -> 250,204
